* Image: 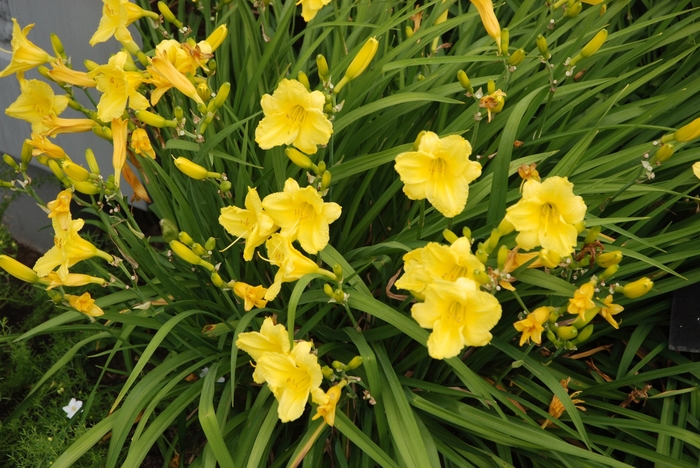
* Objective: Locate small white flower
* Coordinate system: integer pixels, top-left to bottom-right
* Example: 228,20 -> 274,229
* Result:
63,398 -> 83,419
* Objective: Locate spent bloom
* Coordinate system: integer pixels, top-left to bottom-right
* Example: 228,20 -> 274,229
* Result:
219,187 -> 278,261
567,281 -> 596,315
67,292 -> 104,317
47,189 -> 73,231
505,177 -> 587,258
411,277 -> 502,359
5,77 -> 69,134
311,381 -> 346,426
62,398 -> 83,418
513,306 -> 552,346
0,19 -> 52,78
395,132 -> 482,218
255,79 -> 333,154
232,281 -> 269,311
130,128 -> 156,159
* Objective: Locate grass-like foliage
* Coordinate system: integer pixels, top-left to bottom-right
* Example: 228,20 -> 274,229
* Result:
1,0 -> 700,466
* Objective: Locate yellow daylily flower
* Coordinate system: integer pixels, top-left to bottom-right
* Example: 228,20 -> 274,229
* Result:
298,0 -> 332,22
219,187 -> 278,261
236,316 -> 290,363
479,89 -> 506,122
130,128 -> 156,159
599,295 -> 624,329
255,79 -> 333,154
262,178 -> 342,255
154,39 -> 199,76
256,340 -> 323,422
90,0 -> 155,46
505,177 -> 587,258
47,189 -> 73,231
0,255 -> 41,283
45,271 -> 106,290
111,118 -> 128,186
147,49 -> 204,105
5,77 -> 69,134
0,19 -> 52,78
48,59 -> 96,88
29,133 -> 69,159
232,281 -> 269,311
40,115 -> 98,138
33,218 -> 113,280
567,281 -> 595,315
394,132 -> 482,218
67,292 -> 104,317
513,306 -> 552,346
692,162 -> 700,179
264,233 -> 333,301
411,277 -> 502,359
395,237 -> 485,298
469,0 -> 501,53
90,51 -> 149,122
311,381 -> 347,426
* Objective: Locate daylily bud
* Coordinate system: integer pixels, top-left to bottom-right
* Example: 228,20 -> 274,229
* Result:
596,251 -> 622,268
570,324 -> 594,346
332,360 -> 344,371
135,110 -> 178,128
501,28 -> 510,55
674,117 -> 700,142
174,106 -> 184,121
405,26 -> 414,38
324,283 -> 334,298
62,161 -> 90,182
584,226 -> 600,245
598,264 -> 619,282
205,25 -> 228,51
219,180 -> 232,192
457,70 -> 473,94
509,49 -> 525,66
555,325 -> 578,340
20,139 -> 33,168
179,231 -> 194,246
332,288 -> 346,303
205,237 -> 217,251
85,148 -> 100,176
170,240 -> 203,266
158,1 -> 183,27
197,82 -> 212,103
73,180 -> 100,195
539,249 -> 561,269
92,125 -> 111,141
297,71 -> 311,91
207,59 -> 217,75
536,34 -> 550,60
321,171 -> 332,191
475,243 -> 488,263
564,1 -> 582,17
345,356 -> 363,370
209,82 -> 231,111
335,37 -> 379,93
413,130 -> 427,150
84,59 -> 99,71
174,157 -> 220,180
486,229 -> 500,253
316,54 -> 330,83
462,227 -> 472,241
497,245 -> 509,270
192,243 -> 207,256
571,306 -> 600,329
473,269 -> 490,285
160,218 -> 179,243
487,79 -> 496,95
286,147 -> 316,170
321,366 -> 335,379
654,143 -> 675,163
581,29 -> 608,58
317,161 -> 326,174
332,263 -> 343,280
443,229 -> 459,244
211,272 -> 226,288
3,154 -> 19,171
49,33 -> 66,61
621,277 -> 653,299
0,255 -> 40,283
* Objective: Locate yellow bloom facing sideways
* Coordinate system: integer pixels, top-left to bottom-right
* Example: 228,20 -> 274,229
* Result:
40,115 -> 98,138
48,59 -> 96,88
0,19 -> 52,78
232,281 -> 269,311
256,340 -> 323,422
148,49 -> 204,106
311,381 -> 346,426
130,128 -> 156,159
67,292 -> 104,317
29,133 -> 68,159
599,295 -> 624,329
236,317 -> 290,363
411,277 -> 502,359
90,0 -> 155,46
264,233 -> 331,301
394,132 -> 482,218
262,178 -> 342,255
111,118 -> 128,186
505,177 -> 587,258
298,0 -> 332,22
47,189 -> 73,231
513,306 -> 551,346
469,0 -> 501,53
255,79 -> 333,154
5,77 -> 69,134
567,281 -> 595,315
45,271 -> 106,290
219,187 -> 278,261
395,237 -> 485,299
90,51 -> 149,122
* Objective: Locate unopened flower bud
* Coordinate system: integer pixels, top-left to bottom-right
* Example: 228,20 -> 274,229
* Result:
475,244 -> 488,264
539,249 -> 561,269
0,255 -> 41,283
170,240 -> 202,265
674,117 -> 700,142
210,272 -> 226,288
598,264 -> 619,282
46,159 -> 64,181
297,71 -> 311,91
219,180 -> 232,192
570,324 -> 594,346
487,79 -> 496,95
320,171 -> 332,191
473,268 -> 491,285
581,29 -> 608,58
321,366 -> 334,379
564,1 -> 582,17
457,70 -> 473,93
555,325 -> 578,340
205,25 -> 228,51
84,59 -> 99,71
462,227 -> 472,241
85,148 -> 100,175
50,33 -> 66,60
209,82 -> 231,111
405,26 -> 414,38
286,147 -> 315,170
485,229 -> 500,253
316,54 -> 330,83
317,160 -> 326,174
324,283 -> 334,298
584,226 -> 600,245
536,34 -> 550,60
207,59 -> 217,75
596,251 -> 622,268
501,28 -> 510,55
332,263 -> 343,280
91,125 -> 111,141
174,157 -> 220,180
20,139 -> 33,168
332,360 -> 344,371
571,306 -> 600,329
191,243 -> 207,256
73,180 -> 100,195
654,143 -> 674,163
197,82 -> 212,103
135,110 -> 178,128
3,154 -> 19,171
335,37 -> 379,93
443,229 -> 458,244
174,106 -> 184,121
621,277 -> 653,299
160,218 -> 179,243
179,231 -> 194,246
204,237 -> 217,251
509,48 -> 525,66
158,1 -> 183,27
497,245 -> 509,270
62,161 -> 90,182
345,356 -> 363,370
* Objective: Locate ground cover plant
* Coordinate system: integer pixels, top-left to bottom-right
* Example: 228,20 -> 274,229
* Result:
1,0 -> 700,466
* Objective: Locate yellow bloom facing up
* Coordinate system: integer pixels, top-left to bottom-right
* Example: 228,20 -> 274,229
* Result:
45,271 -> 107,290
513,306 -> 552,346
394,132 -> 482,218
48,59 -> 96,88
0,255 -> 41,283
29,133 -> 68,160
130,128 -> 156,159
111,118 -> 128,186
298,0 -> 332,22
599,295 -> 623,329
469,0 -> 501,53
232,281 -> 269,311
255,79 -> 333,155
47,189 -> 73,231
262,178 -> 342,255
256,340 -> 323,422
148,49 -> 204,106
90,51 -> 149,122
236,316 -> 290,363
90,0 -> 156,46
567,281 -> 595,315
395,237 -> 485,298
67,292 -> 104,317
479,89 -> 506,122
505,177 -> 587,258
219,187 -> 278,261
411,277 -> 502,360
5,77 -> 69,134
264,233 -> 333,301
40,115 -> 97,138
0,19 -> 52,78
311,381 -> 347,426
